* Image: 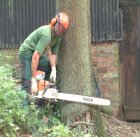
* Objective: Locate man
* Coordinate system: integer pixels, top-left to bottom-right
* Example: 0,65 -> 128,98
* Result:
18,13 -> 69,94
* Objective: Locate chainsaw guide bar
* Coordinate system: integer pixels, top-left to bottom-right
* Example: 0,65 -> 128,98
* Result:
33,88 -> 110,106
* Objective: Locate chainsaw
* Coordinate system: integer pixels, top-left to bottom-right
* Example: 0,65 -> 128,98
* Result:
33,71 -> 111,106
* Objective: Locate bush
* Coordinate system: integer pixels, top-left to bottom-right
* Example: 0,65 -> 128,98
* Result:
0,65 -> 48,136
0,65 -> 94,137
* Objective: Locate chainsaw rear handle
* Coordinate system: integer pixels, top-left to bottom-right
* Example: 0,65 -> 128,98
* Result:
49,82 -> 56,88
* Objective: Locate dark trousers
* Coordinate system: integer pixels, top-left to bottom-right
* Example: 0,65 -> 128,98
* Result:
19,53 -> 51,93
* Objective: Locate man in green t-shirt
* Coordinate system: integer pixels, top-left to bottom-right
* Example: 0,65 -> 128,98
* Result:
18,13 -> 69,94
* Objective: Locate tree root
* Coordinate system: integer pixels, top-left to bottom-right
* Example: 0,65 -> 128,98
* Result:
69,121 -> 94,129
68,111 -> 95,129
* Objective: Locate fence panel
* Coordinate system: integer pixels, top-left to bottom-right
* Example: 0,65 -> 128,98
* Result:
0,0 -> 56,48
91,0 -> 122,42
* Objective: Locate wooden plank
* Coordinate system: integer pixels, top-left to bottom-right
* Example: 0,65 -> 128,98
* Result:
120,1 -> 140,6
124,111 -> 140,121
124,105 -> 140,111
121,5 -> 140,120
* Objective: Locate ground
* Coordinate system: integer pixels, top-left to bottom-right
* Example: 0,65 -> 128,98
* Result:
19,113 -> 140,137
102,113 -> 140,137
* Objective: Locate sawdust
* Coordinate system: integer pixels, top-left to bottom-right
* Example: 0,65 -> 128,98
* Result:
102,113 -> 140,137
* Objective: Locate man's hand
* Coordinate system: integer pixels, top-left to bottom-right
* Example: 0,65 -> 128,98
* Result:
50,67 -> 56,83
31,77 -> 38,94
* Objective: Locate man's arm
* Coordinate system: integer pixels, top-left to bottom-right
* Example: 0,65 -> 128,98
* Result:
32,50 -> 40,78
48,52 -> 57,67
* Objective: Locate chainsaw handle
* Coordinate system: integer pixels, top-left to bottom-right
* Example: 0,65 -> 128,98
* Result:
49,82 -> 56,88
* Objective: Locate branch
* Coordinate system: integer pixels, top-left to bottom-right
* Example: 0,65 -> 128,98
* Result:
69,121 -> 93,129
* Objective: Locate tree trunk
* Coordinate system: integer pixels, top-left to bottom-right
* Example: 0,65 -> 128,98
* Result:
57,0 -> 106,136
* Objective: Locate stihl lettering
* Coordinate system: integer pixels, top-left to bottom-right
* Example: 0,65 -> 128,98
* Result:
83,97 -> 93,102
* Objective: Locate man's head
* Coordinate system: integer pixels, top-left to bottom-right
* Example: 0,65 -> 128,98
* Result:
50,12 -> 69,36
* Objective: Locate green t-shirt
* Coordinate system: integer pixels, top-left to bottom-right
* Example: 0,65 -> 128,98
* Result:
18,25 -> 61,56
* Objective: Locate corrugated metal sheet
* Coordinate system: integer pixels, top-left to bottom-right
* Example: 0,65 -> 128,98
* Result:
91,0 -> 123,42
0,0 -> 56,48
0,0 -> 123,48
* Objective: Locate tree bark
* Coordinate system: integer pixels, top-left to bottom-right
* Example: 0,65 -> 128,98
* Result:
57,0 -> 106,136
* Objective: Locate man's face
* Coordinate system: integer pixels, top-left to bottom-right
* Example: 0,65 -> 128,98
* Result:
54,22 -> 67,36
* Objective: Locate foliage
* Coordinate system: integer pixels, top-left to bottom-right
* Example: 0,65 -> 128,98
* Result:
100,106 -> 113,116
0,65 -> 48,136
0,64 -> 95,137
96,107 -> 107,137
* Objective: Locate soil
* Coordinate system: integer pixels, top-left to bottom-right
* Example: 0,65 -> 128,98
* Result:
102,113 -> 140,137
18,112 -> 140,137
